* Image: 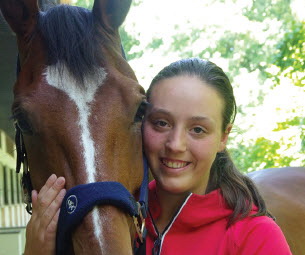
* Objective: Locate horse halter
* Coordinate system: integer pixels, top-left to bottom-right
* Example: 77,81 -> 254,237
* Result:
15,123 -> 33,214
56,159 -> 149,254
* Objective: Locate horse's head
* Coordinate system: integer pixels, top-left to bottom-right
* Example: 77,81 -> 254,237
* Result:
0,0 -> 146,254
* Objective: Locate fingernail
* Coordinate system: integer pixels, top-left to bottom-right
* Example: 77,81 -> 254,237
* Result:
49,174 -> 57,180
56,177 -> 65,186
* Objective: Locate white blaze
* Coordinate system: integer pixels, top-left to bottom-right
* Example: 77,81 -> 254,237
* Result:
45,63 -> 107,250
46,64 -> 106,183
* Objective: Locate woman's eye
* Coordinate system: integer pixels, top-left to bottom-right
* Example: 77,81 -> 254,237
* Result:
192,127 -> 205,134
154,120 -> 169,128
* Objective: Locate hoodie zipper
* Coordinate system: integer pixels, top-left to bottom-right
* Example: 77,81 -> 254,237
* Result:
151,193 -> 192,255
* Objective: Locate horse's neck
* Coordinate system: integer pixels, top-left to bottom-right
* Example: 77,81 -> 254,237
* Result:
72,205 -> 134,255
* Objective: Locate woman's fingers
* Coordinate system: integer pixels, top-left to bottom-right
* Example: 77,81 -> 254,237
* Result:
25,175 -> 66,255
32,174 -> 56,215
37,174 -> 57,198
41,188 -> 66,230
42,212 -> 59,255
36,176 -> 66,217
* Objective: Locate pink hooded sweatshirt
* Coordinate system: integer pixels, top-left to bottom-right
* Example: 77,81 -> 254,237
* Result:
144,180 -> 292,255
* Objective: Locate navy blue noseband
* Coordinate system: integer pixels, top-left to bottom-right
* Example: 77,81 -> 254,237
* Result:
56,156 -> 149,255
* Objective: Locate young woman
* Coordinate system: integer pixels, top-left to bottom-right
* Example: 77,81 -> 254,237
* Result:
24,58 -> 291,255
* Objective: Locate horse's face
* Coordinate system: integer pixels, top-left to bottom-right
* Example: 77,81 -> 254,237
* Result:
1,0 -> 145,253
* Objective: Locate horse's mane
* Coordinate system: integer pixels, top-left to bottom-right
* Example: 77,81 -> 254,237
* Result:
38,5 -> 104,86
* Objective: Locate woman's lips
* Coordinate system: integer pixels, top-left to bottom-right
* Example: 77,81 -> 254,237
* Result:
161,158 -> 190,169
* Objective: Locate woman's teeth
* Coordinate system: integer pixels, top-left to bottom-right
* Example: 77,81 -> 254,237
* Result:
162,159 -> 188,169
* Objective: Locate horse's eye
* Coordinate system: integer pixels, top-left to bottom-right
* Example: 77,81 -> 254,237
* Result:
12,111 -> 33,135
134,101 -> 149,122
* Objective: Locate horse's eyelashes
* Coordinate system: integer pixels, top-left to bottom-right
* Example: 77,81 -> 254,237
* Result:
16,119 -> 33,135
134,101 -> 149,122
11,110 -> 33,135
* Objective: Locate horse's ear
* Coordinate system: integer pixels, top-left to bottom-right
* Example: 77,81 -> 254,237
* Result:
92,0 -> 131,31
0,0 -> 39,36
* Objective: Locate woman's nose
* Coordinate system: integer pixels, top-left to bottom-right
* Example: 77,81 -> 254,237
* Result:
165,128 -> 187,153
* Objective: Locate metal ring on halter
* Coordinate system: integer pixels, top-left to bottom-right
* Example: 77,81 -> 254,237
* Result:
133,202 -> 146,243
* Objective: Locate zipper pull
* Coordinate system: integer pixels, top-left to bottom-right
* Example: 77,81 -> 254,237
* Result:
152,233 -> 162,255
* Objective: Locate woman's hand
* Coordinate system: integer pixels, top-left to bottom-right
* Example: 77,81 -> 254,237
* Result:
24,174 -> 66,255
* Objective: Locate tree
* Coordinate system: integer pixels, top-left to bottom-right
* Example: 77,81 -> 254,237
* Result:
72,0 -> 305,171
272,21 -> 305,87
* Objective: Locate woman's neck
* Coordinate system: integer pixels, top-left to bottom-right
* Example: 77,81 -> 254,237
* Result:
155,187 -> 191,233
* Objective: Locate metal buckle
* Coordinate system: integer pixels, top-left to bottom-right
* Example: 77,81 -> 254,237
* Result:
133,202 -> 145,243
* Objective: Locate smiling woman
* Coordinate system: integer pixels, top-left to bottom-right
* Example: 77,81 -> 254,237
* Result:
141,58 -> 292,255
143,75 -> 228,197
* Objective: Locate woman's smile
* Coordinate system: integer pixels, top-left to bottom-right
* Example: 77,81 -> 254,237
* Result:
161,158 -> 190,169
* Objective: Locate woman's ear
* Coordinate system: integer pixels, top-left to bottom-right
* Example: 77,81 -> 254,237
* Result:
218,124 -> 233,152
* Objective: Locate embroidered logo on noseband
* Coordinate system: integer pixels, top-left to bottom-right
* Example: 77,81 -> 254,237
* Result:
66,195 -> 78,214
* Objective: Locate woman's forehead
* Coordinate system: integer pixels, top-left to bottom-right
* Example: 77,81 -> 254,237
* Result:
149,75 -> 220,102
147,75 -> 224,122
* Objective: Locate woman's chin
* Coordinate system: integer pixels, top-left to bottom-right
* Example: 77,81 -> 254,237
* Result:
157,178 -> 190,195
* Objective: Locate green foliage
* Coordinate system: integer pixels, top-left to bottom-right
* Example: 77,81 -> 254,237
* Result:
273,116 -> 305,131
272,21 -> 305,87
132,0 -> 143,7
243,0 -> 292,23
301,133 -> 305,154
203,31 -> 271,83
215,33 -> 235,58
229,137 -> 295,172
74,0 -> 93,9
172,28 -> 205,58
119,27 -> 143,60
170,33 -> 191,52
147,38 -> 164,50
242,0 -> 305,87
212,0 -> 305,169
274,117 -> 305,155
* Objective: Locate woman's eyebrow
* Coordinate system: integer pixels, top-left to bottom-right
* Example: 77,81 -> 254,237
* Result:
148,108 -> 215,123
190,116 -> 211,121
147,107 -> 171,115
190,116 -> 216,126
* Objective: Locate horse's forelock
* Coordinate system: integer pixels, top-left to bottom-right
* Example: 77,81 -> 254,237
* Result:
38,5 -> 104,87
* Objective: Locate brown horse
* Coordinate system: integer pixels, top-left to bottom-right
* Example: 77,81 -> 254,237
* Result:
249,167 -> 305,255
0,0 -> 146,254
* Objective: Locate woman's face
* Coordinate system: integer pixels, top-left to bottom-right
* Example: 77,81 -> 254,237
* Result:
143,75 -> 231,195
